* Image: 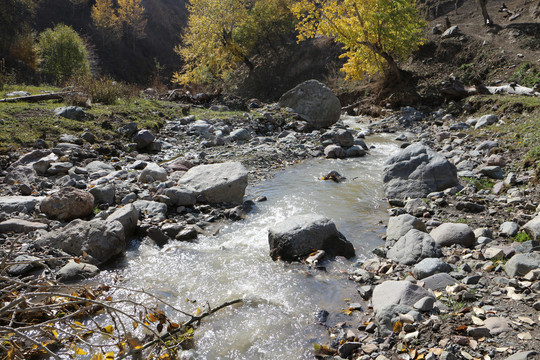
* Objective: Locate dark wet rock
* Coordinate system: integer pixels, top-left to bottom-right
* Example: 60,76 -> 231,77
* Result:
177,162 -> 248,204
40,187 -> 94,221
163,187 -> 197,206
7,255 -> 42,276
38,219 -> 125,265
345,146 -> 367,157
338,342 -> 362,358
387,229 -> 442,265
455,201 -> 485,213
147,226 -> 169,247
314,309 -> 329,323
324,144 -> 345,159
430,223 -> 475,248
383,143 -> 459,199
278,79 -> 341,129
133,129 -> 155,149
268,214 -> 355,261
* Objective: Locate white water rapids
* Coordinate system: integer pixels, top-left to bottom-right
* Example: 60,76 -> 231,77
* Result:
98,127 -> 400,359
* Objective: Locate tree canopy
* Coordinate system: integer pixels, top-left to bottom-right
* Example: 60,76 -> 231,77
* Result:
91,0 -> 147,41
291,0 -> 426,81
173,0 -> 296,86
37,24 -> 91,81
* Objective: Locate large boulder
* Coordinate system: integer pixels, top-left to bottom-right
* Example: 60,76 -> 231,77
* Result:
4,166 -> 37,186
413,258 -> 453,279
386,229 -> 442,265
40,187 -> 94,221
268,214 -> 355,261
177,162 -> 248,204
38,219 -> 125,265
372,280 -> 434,314
278,80 -> 341,129
8,149 -> 57,175
138,163 -> 168,183
383,143 -> 459,199
430,223 -> 475,248
163,187 -> 197,206
386,214 -> 427,247
106,204 -> 138,238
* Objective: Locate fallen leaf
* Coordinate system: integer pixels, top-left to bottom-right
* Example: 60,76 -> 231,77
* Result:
393,320 -> 403,333
105,351 -> 115,359
75,348 -> 88,355
102,325 -> 114,334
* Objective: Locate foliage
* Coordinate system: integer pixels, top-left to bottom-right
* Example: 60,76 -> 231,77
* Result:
508,62 -> 540,88
173,0 -> 296,86
512,232 -> 530,243
91,0 -> 147,41
37,24 -> 91,81
0,0 -> 37,55
69,75 -> 137,105
461,176 -> 494,190
290,0 -> 425,81
8,31 -> 39,71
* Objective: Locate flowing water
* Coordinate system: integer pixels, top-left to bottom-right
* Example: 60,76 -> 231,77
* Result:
101,124 -> 400,359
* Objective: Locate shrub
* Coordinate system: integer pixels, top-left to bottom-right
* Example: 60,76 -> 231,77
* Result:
37,24 -> 90,81
69,75 -> 138,105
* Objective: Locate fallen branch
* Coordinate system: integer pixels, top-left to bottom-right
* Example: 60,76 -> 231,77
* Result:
0,92 -> 71,103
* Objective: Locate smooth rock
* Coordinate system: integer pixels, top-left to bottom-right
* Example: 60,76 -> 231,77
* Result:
523,214 -> 540,240
386,214 -> 427,246
133,130 -> 155,149
372,280 -> 434,314
54,106 -> 87,120
484,317 -> 511,335
414,296 -> 435,312
383,143 -> 459,199
505,253 -> 540,277
0,196 -> 43,214
89,184 -> 115,205
106,204 -> 138,237
478,166 -> 504,180
413,257 -> 453,279
422,272 -> 458,290
500,222 -> 519,237
268,214 -> 355,261
278,79 -> 341,129
430,223 -> 475,248
324,144 -> 345,159
163,187 -> 197,206
177,162 -> 248,204
57,260 -> 99,281
40,187 -> 94,221
138,163 -> 168,183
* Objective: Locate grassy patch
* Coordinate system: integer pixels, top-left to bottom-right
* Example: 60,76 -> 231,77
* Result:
512,232 -> 530,243
461,176 -> 495,190
0,84 -> 61,98
508,62 -> 540,88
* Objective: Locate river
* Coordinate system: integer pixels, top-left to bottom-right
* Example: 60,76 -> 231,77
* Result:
99,124 -> 400,359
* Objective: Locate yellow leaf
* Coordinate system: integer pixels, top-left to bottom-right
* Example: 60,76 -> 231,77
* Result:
75,347 -> 88,355
313,343 -> 322,351
105,351 -> 115,359
51,330 -> 58,339
195,308 -> 201,316
393,320 -> 403,333
103,325 -> 114,334
132,321 -> 138,329
91,353 -> 104,360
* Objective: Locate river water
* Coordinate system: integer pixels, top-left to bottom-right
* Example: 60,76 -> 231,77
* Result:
102,124 -> 400,359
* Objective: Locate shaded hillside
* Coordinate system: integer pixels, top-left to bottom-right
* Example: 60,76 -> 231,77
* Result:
33,0 -> 187,84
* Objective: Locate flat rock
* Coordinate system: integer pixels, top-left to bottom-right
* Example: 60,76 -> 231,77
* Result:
505,351 -> 538,360
0,219 -> 47,233
421,272 -> 458,290
106,204 -> 138,237
57,260 -> 99,281
268,214 -> 355,261
430,223 -> 475,248
164,186 -> 197,206
177,162 -> 248,204
0,196 -> 43,214
40,187 -> 94,221
383,143 -> 459,199
7,255 -> 42,276
386,214 -> 427,246
138,163 -> 168,183
484,317 -> 511,335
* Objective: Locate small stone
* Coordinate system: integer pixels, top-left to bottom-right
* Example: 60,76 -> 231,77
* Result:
414,296 -> 435,312
517,332 -> 532,340
361,343 -> 378,354
338,342 -> 362,358
500,222 -> 519,237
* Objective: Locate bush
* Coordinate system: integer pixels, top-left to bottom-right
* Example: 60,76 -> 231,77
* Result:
37,24 -> 90,82
69,75 -> 138,105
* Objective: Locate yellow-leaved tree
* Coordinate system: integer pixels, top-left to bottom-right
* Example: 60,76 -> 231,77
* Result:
117,0 -> 147,40
91,0 -> 146,41
91,0 -> 121,39
174,0 -> 295,86
291,0 -> 426,82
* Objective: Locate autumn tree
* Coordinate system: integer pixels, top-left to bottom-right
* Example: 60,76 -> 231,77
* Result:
37,24 -> 90,81
174,0 -> 296,86
91,0 -> 146,41
0,0 -> 37,57
291,0 -> 425,82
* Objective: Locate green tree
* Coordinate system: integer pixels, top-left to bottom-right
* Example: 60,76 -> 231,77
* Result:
291,0 -> 425,82
37,24 -> 90,81
173,0 -> 295,86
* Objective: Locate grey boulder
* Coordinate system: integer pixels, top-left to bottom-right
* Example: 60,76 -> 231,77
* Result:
54,106 -> 87,120
38,219 -> 125,265
106,204 -> 138,237
0,196 -> 43,214
383,143 -> 458,199
324,145 -> 345,159
177,162 -> 248,204
57,260 -> 99,281
505,253 -> 540,278
89,184 -> 115,205
278,79 -> 341,129
387,229 -> 442,265
138,163 -> 168,183
430,223 -> 475,248
268,214 -> 355,261
523,214 -> 540,240
413,258 -> 453,279
372,280 -> 434,314
133,130 -> 156,149
163,187 -> 197,206
386,214 -> 427,247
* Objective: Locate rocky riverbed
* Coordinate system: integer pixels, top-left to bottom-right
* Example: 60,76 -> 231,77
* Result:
0,83 -> 539,359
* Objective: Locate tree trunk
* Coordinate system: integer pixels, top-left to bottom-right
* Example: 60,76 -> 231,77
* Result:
478,0 -> 492,24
